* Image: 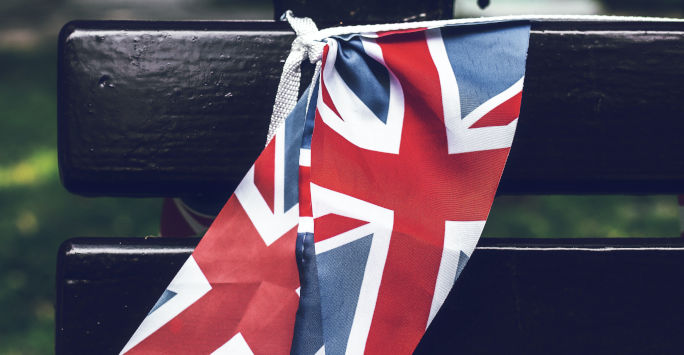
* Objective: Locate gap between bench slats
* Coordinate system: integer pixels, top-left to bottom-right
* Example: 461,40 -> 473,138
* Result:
57,20 -> 684,197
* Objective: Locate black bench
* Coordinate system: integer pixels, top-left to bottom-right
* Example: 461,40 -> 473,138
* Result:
56,3 -> 684,354
58,237 -> 684,354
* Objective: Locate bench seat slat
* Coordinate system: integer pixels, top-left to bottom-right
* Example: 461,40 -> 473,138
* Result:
56,237 -> 684,354
58,20 -> 684,196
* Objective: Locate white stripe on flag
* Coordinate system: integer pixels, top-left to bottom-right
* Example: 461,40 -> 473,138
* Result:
211,333 -> 254,355
120,256 -> 212,354
299,148 -> 311,167
310,183 -> 394,354
425,28 -> 520,154
298,216 -> 314,234
427,220 -> 484,328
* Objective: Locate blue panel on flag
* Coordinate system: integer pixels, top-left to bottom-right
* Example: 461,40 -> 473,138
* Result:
283,89 -> 309,211
441,24 -> 530,119
317,234 -> 374,354
335,37 -> 390,124
301,83 -> 318,150
292,233 -> 325,354
455,251 -> 470,281
148,289 -> 177,315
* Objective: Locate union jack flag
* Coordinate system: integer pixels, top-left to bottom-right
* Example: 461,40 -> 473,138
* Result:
294,22 -> 530,354
122,20 -> 529,355
121,100 -> 307,353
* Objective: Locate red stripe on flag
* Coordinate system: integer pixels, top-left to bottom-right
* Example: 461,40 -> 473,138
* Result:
364,30 -> 449,354
311,29 -> 513,354
193,197 -> 299,286
469,90 -> 522,128
313,213 -> 370,243
254,136 -> 276,213
299,165 -> 312,217
131,196 -> 299,354
377,27 -> 428,37
320,45 -> 343,120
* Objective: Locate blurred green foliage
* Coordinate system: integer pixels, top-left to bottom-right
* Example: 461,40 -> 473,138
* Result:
484,195 -> 678,238
0,47 -> 161,354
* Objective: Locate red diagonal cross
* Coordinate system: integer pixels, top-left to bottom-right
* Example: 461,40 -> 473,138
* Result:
128,197 -> 299,354
311,31 -> 518,354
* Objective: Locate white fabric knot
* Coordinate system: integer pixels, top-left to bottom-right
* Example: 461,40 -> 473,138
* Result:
266,11 -> 324,145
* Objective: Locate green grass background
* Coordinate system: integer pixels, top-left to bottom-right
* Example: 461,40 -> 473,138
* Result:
0,47 -> 161,354
0,41 -> 680,354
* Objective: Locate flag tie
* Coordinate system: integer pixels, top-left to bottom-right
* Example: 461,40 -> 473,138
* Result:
266,12 -> 680,145
266,11 -> 324,145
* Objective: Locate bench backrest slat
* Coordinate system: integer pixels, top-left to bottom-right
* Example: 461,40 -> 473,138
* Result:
58,20 -> 684,197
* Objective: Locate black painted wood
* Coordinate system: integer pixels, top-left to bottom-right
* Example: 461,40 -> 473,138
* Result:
58,20 -> 684,197
273,0 -> 453,23
55,238 -> 196,355
56,237 -> 684,354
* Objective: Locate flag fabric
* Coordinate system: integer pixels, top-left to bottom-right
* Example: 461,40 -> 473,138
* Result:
121,89 -> 310,354
122,16 -> 530,355
293,21 -> 530,354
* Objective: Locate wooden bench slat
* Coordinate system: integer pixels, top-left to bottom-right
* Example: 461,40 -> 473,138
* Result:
56,237 -> 684,354
272,0 -> 454,23
58,20 -> 684,197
